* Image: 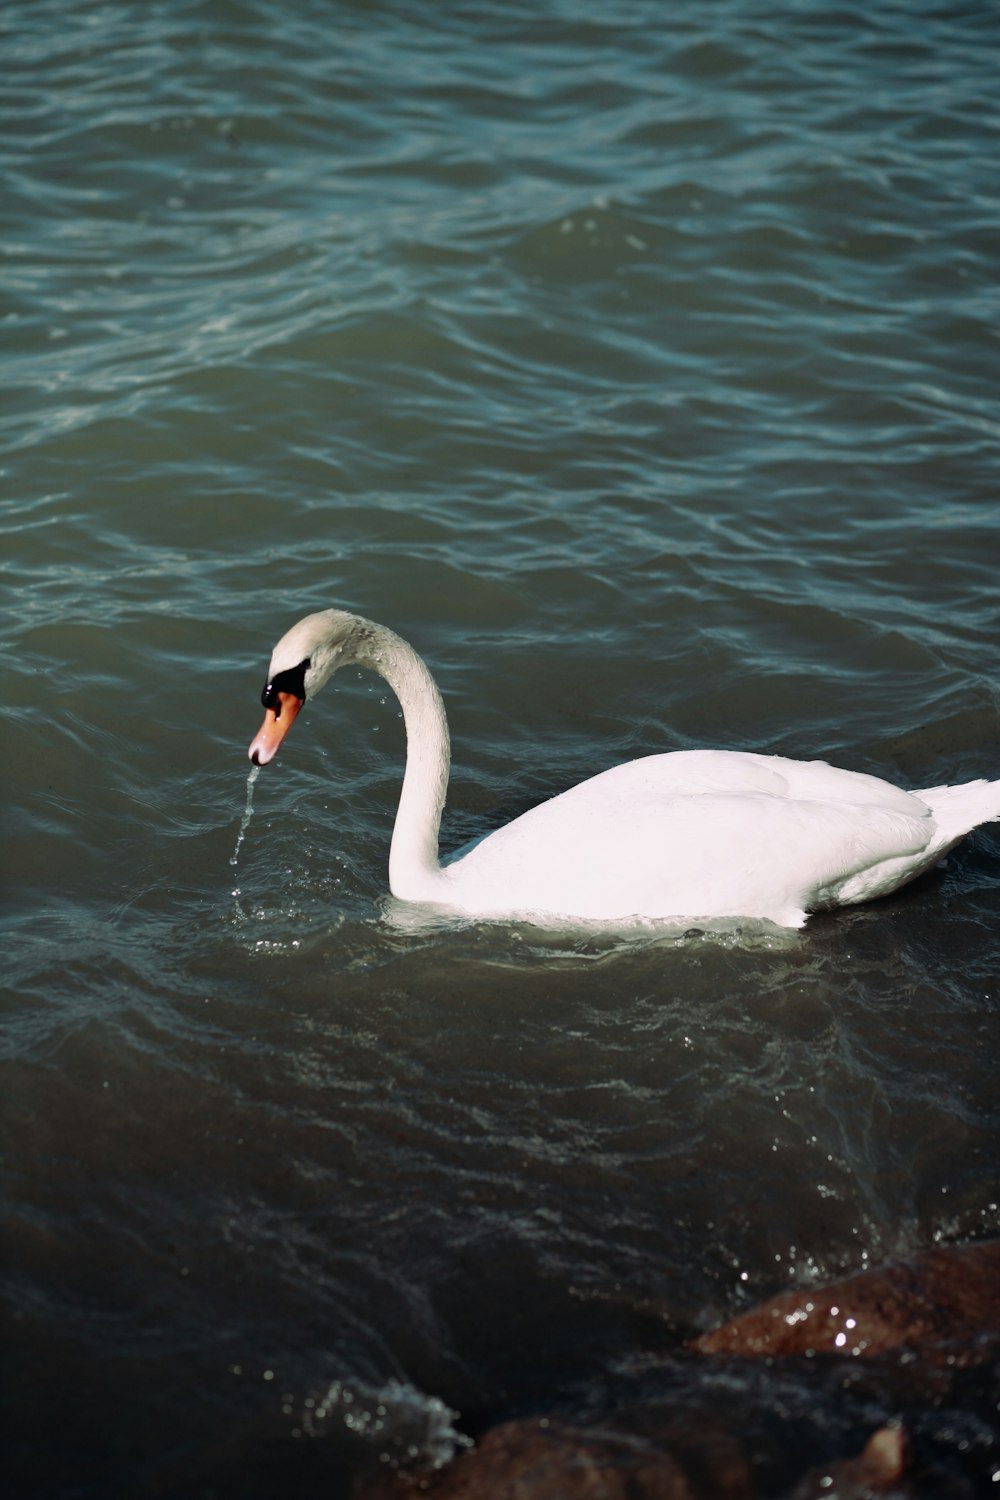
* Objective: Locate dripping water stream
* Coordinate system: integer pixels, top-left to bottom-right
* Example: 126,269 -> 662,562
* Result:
231,764 -> 260,868
230,763 -> 260,920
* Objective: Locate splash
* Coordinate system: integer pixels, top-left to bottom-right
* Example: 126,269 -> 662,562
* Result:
295,1376 -> 471,1471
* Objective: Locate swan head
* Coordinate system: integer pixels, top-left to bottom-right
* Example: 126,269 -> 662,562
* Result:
248,609 -> 366,765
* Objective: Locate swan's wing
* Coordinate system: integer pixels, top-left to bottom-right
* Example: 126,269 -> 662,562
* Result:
446,752 -> 934,925
587,749 -> 926,814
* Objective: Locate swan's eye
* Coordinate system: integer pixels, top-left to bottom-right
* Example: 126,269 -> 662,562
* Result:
260,658 -> 310,713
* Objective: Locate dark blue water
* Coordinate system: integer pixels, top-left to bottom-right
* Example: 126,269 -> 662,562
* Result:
2,2 -> 998,1495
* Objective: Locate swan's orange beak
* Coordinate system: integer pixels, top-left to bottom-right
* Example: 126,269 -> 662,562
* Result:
249,692 -> 303,765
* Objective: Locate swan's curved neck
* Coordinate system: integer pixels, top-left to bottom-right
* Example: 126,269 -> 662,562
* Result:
352,622 -> 451,900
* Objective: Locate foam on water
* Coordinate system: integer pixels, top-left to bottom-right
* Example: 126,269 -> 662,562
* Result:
294,1377 -> 472,1473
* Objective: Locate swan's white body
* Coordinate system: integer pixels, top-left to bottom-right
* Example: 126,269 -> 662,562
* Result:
249,609 -> 999,929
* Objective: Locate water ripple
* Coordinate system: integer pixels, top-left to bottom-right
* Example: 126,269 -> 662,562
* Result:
3,2 -> 999,1495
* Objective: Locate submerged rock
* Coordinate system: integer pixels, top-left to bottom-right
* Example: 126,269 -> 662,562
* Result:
790,1426 -> 909,1499
358,1416 -> 911,1499
358,1241 -> 998,1498
360,1416 -> 695,1498
694,1238 -> 1000,1366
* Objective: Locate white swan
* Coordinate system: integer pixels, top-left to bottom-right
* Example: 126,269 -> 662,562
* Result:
248,609 -> 999,929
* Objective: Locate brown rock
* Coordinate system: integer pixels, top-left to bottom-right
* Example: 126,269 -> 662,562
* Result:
359,1417 -> 697,1499
695,1239 -> 1000,1365
791,1425 -> 910,1498
357,1416 -> 915,1500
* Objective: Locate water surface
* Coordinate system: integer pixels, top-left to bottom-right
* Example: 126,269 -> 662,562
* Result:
3,2 -> 999,1495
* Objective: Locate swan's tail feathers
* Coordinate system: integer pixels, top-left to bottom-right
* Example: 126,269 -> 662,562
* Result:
917,778 -> 1000,850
